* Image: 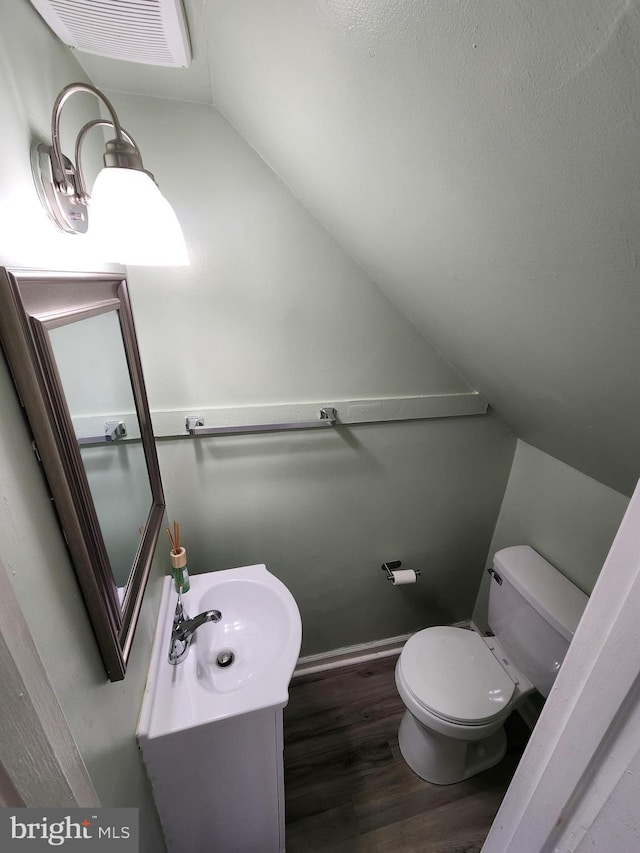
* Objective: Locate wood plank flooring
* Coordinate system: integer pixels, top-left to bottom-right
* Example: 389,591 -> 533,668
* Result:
283,655 -> 530,853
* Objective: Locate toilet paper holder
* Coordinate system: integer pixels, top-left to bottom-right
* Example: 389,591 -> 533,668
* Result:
381,561 -> 421,581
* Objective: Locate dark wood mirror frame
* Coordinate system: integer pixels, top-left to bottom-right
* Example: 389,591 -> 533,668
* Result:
0,268 -> 165,681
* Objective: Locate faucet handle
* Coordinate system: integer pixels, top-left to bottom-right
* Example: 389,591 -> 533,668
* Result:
178,609 -> 222,640
169,607 -> 222,665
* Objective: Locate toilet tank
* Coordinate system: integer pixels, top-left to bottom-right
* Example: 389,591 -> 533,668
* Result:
487,546 -> 589,697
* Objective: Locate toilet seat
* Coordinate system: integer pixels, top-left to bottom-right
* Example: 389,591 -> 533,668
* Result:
399,626 -> 515,726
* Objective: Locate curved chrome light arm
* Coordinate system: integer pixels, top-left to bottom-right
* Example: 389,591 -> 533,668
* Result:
50,83 -> 123,188
51,81 -> 124,141
74,119 -> 141,202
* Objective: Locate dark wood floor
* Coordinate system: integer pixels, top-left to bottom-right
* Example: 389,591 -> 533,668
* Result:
283,655 -> 529,853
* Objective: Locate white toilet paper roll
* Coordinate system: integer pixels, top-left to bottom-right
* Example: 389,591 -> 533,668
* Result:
390,569 -> 417,585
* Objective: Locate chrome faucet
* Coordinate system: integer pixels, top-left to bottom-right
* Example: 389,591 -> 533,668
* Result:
168,597 -> 222,665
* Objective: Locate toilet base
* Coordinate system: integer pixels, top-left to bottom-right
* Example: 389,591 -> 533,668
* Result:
398,710 -> 507,785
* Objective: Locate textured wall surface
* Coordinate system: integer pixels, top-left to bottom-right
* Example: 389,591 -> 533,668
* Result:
107,92 -> 473,410
80,0 -> 640,495
200,0 -> 640,495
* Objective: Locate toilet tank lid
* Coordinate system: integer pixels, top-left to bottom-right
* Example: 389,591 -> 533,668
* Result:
493,546 -> 589,642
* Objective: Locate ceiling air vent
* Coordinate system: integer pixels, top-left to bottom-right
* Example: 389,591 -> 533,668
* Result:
29,0 -> 191,67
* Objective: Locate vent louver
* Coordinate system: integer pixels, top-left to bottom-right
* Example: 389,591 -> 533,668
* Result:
29,0 -> 191,67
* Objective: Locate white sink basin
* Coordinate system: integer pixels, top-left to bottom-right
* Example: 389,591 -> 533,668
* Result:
138,564 -> 302,740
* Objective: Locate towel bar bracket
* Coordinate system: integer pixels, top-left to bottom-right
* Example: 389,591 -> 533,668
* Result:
77,419 -> 127,446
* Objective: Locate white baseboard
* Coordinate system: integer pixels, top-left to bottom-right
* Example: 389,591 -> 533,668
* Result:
293,634 -> 410,677
294,621 -> 471,678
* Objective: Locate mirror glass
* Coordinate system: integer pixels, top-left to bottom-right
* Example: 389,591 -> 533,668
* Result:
49,310 -> 152,591
0,268 -> 165,681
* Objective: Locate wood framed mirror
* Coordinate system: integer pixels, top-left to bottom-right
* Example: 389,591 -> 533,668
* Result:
0,268 -> 165,681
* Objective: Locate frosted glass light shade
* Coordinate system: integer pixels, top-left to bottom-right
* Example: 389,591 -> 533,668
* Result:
90,167 -> 189,266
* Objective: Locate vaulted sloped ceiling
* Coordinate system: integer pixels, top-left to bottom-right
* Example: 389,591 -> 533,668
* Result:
78,0 -> 640,495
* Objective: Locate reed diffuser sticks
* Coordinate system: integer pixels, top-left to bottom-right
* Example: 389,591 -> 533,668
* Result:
165,520 -> 181,555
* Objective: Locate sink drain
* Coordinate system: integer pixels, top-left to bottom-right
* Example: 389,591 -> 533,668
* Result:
216,650 -> 235,668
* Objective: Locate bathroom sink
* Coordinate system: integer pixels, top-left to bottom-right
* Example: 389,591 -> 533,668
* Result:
195,575 -> 298,695
137,563 -> 302,740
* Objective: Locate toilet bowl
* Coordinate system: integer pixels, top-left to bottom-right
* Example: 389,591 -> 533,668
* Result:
395,626 -> 532,784
395,546 -> 589,785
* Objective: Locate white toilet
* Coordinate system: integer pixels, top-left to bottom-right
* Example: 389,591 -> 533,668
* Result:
395,545 -> 589,785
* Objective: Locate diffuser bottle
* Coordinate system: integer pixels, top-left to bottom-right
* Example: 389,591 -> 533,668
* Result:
170,546 -> 190,594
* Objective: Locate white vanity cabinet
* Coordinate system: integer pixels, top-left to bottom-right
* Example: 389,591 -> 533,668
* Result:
137,567 -> 301,853
139,705 -> 286,853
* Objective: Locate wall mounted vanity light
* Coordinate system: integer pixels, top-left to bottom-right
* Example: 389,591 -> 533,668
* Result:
34,82 -> 189,266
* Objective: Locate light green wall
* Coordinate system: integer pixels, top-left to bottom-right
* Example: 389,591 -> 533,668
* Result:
107,93 -> 475,409
0,3 -> 165,848
158,413 -> 515,655
106,91 -> 517,654
195,0 -> 640,497
473,440 -> 630,632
